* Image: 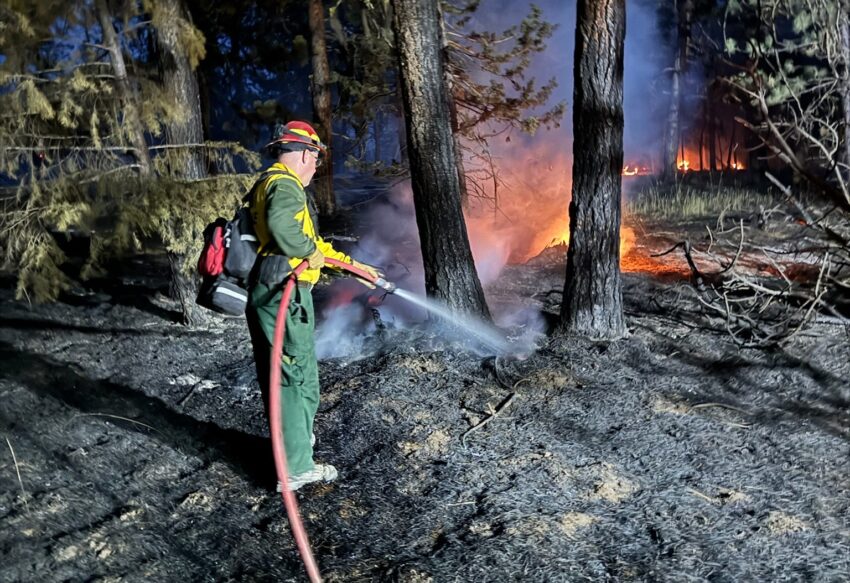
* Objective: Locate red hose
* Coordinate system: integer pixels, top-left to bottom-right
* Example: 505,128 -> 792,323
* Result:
268,257 -> 383,583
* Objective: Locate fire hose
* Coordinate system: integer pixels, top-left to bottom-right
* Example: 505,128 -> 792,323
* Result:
268,257 -> 395,583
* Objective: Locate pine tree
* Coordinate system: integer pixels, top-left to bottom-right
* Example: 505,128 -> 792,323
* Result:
308,0 -> 335,217
725,0 -> 850,210
334,0 -> 564,202
559,0 -> 627,340
0,1 -> 257,319
392,0 -> 491,318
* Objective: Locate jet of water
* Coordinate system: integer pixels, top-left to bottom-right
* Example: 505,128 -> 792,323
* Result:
392,287 -> 519,356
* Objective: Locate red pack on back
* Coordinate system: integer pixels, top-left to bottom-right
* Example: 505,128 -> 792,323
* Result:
198,218 -> 228,277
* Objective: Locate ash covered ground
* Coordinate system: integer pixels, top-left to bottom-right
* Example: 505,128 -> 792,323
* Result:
1,214 -> 849,582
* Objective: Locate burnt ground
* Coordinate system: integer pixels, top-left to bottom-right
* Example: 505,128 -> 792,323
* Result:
1,223 -> 850,582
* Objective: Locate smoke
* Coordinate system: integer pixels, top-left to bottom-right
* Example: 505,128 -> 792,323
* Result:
316,0 -> 681,359
314,181 -> 548,359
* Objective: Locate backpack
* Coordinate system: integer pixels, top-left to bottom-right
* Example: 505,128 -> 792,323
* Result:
196,206 -> 258,316
197,207 -> 258,281
195,170 -> 288,316
196,172 -> 287,316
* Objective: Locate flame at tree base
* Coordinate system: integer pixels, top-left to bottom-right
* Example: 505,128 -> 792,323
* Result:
543,225 -> 688,276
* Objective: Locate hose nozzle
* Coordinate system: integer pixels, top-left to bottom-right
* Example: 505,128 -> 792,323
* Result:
374,277 -> 397,293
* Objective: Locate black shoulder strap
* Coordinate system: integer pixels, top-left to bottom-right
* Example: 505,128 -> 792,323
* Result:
242,169 -> 294,205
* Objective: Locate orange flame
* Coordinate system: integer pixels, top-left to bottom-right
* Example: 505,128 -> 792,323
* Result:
544,224 -> 688,275
622,164 -> 652,176
677,146 -> 747,172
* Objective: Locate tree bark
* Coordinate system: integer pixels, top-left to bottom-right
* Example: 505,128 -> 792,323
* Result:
559,0 -> 626,340
156,0 -> 205,180
96,0 -> 151,175
707,90 -> 717,172
392,0 -> 490,319
308,0 -> 335,217
154,0 -> 209,327
661,0 -> 694,180
661,51 -> 681,179
841,2 -> 850,174
437,6 -> 470,207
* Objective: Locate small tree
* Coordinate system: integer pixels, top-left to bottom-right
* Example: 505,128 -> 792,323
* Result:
559,0 -> 627,340
0,1 -> 257,323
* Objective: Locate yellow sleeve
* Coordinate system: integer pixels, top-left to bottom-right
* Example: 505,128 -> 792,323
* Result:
315,236 -> 351,266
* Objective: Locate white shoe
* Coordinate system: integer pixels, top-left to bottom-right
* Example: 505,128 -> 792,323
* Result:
277,464 -> 338,492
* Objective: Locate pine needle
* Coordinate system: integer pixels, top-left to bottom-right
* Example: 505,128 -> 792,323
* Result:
73,413 -> 160,433
5,436 -> 29,513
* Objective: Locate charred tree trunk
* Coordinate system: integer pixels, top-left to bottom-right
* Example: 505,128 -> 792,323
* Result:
392,0 -> 490,319
661,54 -> 681,180
96,0 -> 151,175
155,0 -> 209,327
698,103 -> 705,171
661,0 -> 694,180
438,7 -> 470,207
708,99 -> 717,172
841,3 -> 850,174
559,0 -> 626,340
726,123 -> 736,170
308,0 -> 335,217
449,101 -> 470,207
156,0 -> 205,180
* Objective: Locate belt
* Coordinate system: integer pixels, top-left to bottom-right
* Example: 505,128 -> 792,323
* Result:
296,281 -> 314,291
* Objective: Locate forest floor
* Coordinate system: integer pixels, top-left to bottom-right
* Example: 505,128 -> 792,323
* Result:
1,197 -> 849,582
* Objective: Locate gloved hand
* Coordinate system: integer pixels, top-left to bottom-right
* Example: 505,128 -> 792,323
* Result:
306,247 -> 325,269
351,260 -> 381,289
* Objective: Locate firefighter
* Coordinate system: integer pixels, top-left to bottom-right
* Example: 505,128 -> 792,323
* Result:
246,120 -> 378,491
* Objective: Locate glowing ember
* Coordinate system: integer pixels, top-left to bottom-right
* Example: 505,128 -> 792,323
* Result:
677,145 -> 747,172
622,164 -> 652,176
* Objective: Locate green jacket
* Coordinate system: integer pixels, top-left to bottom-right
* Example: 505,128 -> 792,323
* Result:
249,162 -> 350,284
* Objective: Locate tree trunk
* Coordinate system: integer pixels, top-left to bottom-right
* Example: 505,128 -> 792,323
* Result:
156,0 -> 205,180
308,0 -> 335,217
726,123 -> 736,170
559,0 -> 626,340
661,0 -> 694,180
392,0 -> 490,319
155,0 -> 209,327
698,100 -> 705,171
661,53 -> 681,179
708,97 -> 717,172
437,6 -> 470,207
841,2 -> 850,174
96,0 -> 151,175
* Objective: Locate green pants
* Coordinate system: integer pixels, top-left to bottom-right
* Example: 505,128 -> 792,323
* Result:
246,282 -> 319,476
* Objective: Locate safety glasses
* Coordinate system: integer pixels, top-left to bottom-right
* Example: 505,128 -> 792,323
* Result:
305,150 -> 322,167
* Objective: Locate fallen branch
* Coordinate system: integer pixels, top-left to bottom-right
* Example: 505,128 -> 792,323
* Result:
462,392 -> 518,448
